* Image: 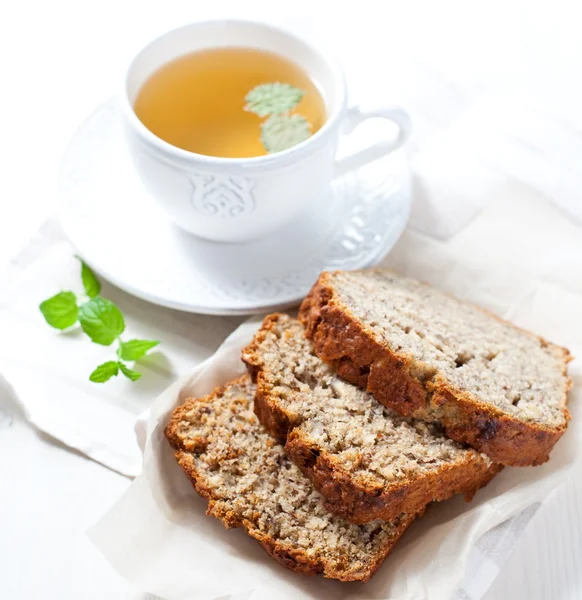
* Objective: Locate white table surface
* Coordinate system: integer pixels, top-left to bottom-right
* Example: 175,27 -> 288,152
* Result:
1,1 -> 581,598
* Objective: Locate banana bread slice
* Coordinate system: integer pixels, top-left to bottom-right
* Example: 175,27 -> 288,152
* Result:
299,269 -> 572,467
165,375 -> 415,582
242,314 -> 501,525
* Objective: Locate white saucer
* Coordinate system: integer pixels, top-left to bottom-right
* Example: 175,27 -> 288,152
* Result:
59,99 -> 411,315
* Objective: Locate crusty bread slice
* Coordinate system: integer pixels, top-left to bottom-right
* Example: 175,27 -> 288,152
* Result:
165,375 -> 415,582
242,314 -> 501,524
299,269 -> 572,466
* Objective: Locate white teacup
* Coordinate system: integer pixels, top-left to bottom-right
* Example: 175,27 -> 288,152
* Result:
122,20 -> 411,243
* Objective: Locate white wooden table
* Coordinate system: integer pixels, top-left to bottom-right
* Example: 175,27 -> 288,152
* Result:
1,1 -> 580,598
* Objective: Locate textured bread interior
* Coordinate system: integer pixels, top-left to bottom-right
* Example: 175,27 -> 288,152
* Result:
165,375 -> 410,581
244,314 -> 491,487
330,270 -> 570,428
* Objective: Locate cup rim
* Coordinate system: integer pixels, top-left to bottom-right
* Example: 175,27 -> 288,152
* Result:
121,19 -> 347,168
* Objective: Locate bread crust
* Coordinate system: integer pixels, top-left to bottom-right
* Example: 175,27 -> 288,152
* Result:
165,377 -> 412,582
243,315 -> 502,525
299,271 -> 572,467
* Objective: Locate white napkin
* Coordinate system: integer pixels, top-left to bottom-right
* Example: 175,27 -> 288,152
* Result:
408,95 -> 582,241
0,220 -> 243,476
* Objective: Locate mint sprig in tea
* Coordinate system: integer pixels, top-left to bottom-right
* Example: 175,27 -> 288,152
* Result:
244,83 -> 312,153
133,47 -> 325,158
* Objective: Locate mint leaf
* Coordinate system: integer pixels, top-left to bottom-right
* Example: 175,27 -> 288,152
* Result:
78,258 -> 101,298
89,361 -> 119,383
261,114 -> 311,154
78,297 -> 125,345
118,362 -> 142,381
245,83 -> 304,117
39,291 -> 78,330
117,339 -> 160,361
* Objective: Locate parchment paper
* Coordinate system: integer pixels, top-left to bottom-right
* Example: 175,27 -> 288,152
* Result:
88,226 -> 582,600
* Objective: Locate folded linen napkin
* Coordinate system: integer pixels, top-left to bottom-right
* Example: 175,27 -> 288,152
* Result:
0,220 -> 243,476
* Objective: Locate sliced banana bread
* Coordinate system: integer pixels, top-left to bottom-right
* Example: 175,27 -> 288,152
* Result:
165,375 -> 415,582
299,269 -> 572,467
242,314 -> 501,524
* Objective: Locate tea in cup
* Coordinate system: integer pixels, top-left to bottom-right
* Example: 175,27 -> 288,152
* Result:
122,20 -> 411,242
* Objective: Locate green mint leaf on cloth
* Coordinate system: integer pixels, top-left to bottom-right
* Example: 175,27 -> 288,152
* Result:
89,361 -> 119,383
118,362 -> 142,381
78,258 -> 101,298
40,253 -> 162,384
117,339 -> 160,361
245,83 -> 304,117
78,297 -> 125,345
39,291 -> 78,330
261,113 -> 311,153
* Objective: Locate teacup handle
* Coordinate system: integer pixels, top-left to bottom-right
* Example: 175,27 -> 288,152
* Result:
334,106 -> 412,177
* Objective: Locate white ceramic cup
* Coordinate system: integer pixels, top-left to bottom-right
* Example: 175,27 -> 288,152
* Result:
122,20 -> 411,243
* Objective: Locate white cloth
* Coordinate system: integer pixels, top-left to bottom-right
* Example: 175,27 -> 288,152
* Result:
0,220 -> 243,477
1,94 -> 582,598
